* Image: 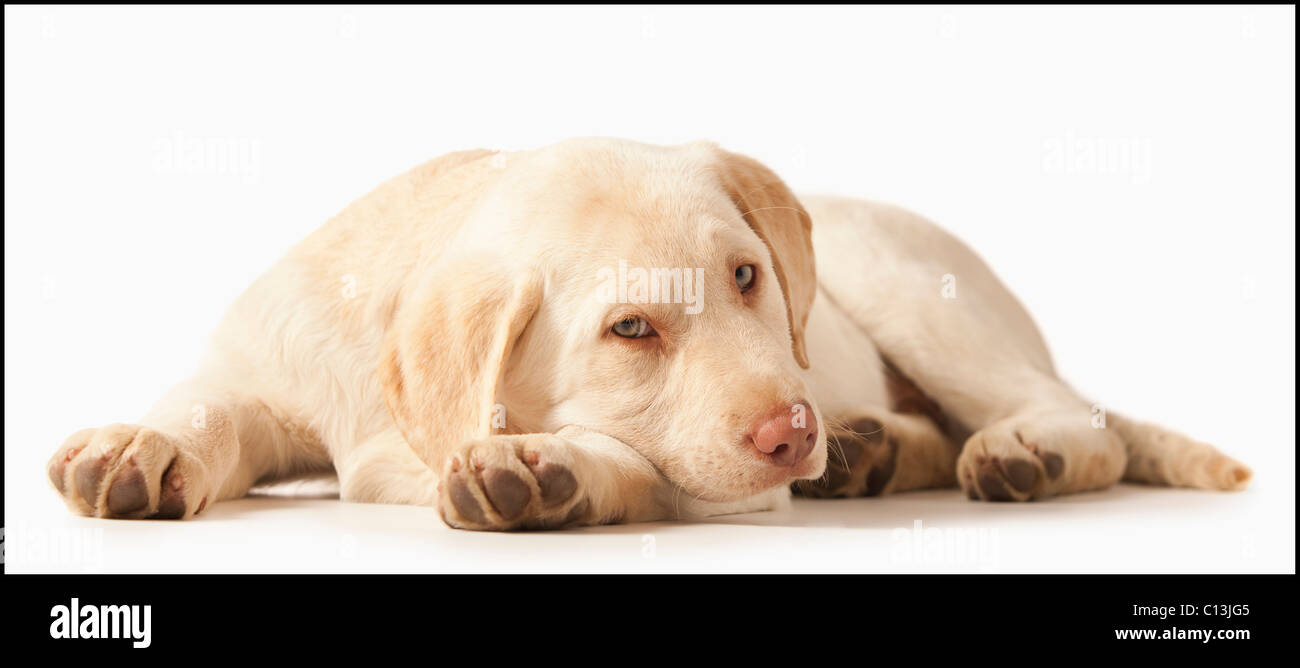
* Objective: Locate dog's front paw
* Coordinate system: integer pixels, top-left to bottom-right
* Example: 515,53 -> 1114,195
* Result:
793,416 -> 899,498
48,424 -> 212,519
437,434 -> 589,531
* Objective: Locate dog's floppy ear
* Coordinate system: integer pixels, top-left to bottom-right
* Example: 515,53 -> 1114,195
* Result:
380,251 -> 544,468
713,148 -> 816,369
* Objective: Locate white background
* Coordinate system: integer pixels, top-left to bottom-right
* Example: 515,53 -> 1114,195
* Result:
4,6 -> 1294,573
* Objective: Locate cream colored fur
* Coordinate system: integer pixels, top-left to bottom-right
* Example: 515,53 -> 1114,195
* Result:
46,138 -> 1251,530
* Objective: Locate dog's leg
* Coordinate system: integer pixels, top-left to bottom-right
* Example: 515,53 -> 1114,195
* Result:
809,198 -> 1247,501
820,261 -> 1129,501
433,426 -> 694,530
1112,413 -> 1251,491
800,292 -> 962,498
340,426 -> 662,530
824,279 -> 1131,502
336,427 -> 443,507
795,410 -> 959,498
47,376 -> 326,519
953,403 -> 1246,501
809,198 -> 1140,501
340,426 -> 782,530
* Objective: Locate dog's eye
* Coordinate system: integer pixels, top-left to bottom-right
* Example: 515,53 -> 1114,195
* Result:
612,316 -> 656,339
735,264 -> 756,293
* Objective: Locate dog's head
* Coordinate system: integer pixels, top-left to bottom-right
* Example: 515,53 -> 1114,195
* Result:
383,139 -> 825,501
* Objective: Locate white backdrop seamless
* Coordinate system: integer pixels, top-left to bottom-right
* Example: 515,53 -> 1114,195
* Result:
4,6 -> 1295,573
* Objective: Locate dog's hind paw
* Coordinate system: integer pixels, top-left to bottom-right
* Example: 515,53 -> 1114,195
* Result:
793,416 -> 899,498
957,411 -> 1126,501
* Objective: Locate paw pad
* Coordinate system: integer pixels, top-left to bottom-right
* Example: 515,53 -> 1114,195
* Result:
439,439 -> 584,530
969,455 -> 1040,502
482,469 -> 531,520
74,454 -> 111,507
531,462 -> 578,507
447,474 -> 488,524
1039,452 -> 1065,480
105,460 -> 149,515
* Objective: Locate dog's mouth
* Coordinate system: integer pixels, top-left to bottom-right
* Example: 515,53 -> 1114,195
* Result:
706,434 -> 828,498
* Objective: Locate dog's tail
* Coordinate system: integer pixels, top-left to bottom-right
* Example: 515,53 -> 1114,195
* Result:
1110,413 -> 1252,491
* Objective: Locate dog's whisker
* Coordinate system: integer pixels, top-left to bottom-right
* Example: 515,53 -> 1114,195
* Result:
829,441 -> 849,470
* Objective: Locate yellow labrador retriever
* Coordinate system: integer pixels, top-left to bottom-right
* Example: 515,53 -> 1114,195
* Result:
47,138 -> 1252,530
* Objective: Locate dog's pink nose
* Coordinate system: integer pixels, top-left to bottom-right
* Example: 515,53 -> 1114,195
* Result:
747,400 -> 818,467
